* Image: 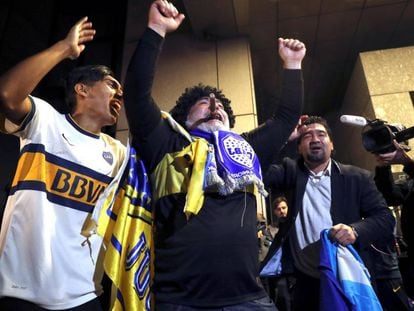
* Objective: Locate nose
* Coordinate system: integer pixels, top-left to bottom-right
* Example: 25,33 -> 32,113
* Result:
114,88 -> 123,102
310,133 -> 320,143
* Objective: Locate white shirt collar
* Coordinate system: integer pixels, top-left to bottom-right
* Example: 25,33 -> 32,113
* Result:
306,159 -> 332,180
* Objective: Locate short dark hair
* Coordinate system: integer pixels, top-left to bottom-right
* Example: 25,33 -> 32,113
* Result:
170,83 -> 236,129
273,196 -> 287,209
64,65 -> 114,112
298,115 -> 333,143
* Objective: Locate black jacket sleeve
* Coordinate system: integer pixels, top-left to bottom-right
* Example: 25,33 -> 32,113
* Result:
124,28 -> 187,171
124,28 -> 164,140
374,164 -> 414,206
242,71 -> 303,173
343,166 -> 395,249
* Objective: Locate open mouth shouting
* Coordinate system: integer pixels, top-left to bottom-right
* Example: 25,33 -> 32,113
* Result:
309,142 -> 323,153
110,99 -> 122,118
206,112 -> 223,123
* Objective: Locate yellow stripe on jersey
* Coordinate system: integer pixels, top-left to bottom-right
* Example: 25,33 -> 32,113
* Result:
11,146 -> 112,211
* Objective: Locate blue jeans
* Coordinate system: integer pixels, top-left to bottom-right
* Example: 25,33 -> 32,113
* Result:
156,296 -> 278,310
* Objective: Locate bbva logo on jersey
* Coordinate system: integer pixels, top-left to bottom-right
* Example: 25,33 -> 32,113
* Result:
50,168 -> 108,209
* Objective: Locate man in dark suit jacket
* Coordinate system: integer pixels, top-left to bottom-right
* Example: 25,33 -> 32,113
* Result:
262,116 -> 395,311
374,141 -> 414,304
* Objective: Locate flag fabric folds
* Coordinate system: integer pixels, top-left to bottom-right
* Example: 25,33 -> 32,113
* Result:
260,247 -> 282,277
319,229 -> 383,311
94,145 -> 152,311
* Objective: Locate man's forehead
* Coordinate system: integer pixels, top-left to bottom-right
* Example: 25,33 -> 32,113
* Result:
303,123 -> 327,133
197,96 -> 222,102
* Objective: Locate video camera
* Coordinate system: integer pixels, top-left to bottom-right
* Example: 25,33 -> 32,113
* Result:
340,115 -> 414,154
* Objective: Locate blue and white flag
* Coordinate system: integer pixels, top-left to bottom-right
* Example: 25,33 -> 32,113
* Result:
319,229 -> 382,311
260,247 -> 282,277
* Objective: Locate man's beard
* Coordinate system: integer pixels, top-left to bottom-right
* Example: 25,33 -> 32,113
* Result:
306,150 -> 326,164
186,119 -> 228,133
197,122 -> 228,133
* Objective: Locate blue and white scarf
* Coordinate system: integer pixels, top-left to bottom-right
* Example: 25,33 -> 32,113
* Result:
190,128 -> 267,197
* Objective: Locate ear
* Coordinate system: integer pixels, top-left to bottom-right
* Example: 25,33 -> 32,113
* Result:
74,83 -> 88,97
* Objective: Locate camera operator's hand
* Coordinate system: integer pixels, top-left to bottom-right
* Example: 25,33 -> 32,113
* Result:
375,140 -> 413,166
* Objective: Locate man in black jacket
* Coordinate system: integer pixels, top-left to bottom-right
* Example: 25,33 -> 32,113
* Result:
124,0 -> 306,309
263,116 -> 395,311
374,141 -> 414,303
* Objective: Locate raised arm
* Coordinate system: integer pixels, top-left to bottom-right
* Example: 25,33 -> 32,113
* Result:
0,17 -> 95,124
124,0 -> 184,139
374,140 -> 414,205
243,38 -> 306,170
278,38 -> 306,69
147,0 -> 185,37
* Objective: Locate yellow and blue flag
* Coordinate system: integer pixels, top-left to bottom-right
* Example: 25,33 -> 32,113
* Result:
95,146 -> 152,311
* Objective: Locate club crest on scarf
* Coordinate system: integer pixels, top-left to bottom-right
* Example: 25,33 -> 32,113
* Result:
221,132 -> 254,168
159,111 -> 268,217
188,129 -> 267,197
212,131 -> 265,195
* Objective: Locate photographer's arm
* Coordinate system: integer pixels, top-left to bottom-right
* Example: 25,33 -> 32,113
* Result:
374,140 -> 413,205
375,140 -> 412,166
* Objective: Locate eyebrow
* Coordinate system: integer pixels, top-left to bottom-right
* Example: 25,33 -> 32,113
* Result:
105,77 -> 121,88
198,95 -> 222,100
304,129 -> 327,135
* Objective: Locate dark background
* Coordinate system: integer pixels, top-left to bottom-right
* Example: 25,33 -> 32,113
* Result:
2,0 -> 414,221
0,0 -> 127,221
